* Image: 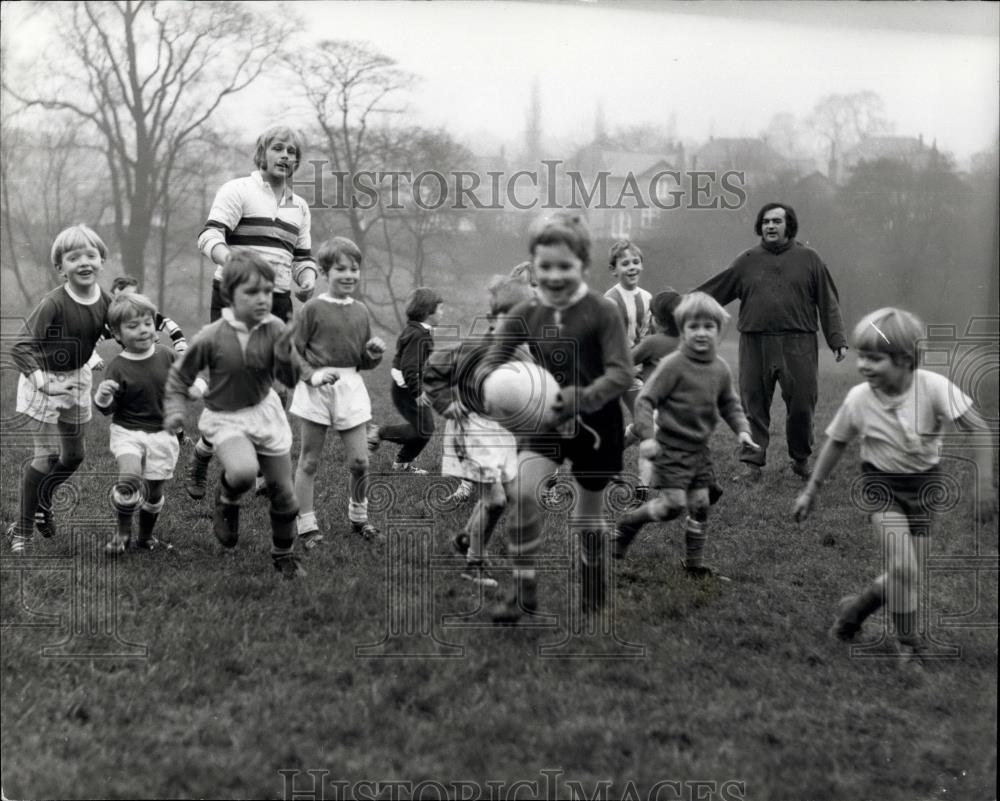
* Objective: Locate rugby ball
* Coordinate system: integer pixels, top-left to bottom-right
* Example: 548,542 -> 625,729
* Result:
482,360 -> 560,432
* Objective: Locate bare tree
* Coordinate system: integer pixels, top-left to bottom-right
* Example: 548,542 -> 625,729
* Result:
807,91 -> 890,170
3,1 -> 293,286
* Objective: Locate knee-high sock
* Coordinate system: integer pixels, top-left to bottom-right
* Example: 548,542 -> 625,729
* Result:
684,516 -> 707,569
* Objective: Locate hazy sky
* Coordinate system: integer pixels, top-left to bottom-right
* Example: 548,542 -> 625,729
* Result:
4,1 -> 998,162
252,0 -> 999,161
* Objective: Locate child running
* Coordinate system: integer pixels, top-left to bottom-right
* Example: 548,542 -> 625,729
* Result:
423,275 -> 537,587
289,237 -> 386,547
604,239 -> 653,416
611,292 -> 758,577
794,307 -> 996,663
94,293 -> 179,553
163,249 -> 305,579
7,224 -> 113,554
485,212 -> 634,622
368,287 -> 444,474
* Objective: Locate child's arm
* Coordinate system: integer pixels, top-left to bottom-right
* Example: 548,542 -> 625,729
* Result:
93,360 -> 123,415
156,312 -> 188,353
273,321 -> 300,390
399,329 -> 429,398
358,311 -> 385,371
793,438 -> 849,521
632,358 -> 677,442
163,337 -> 209,432
11,297 -> 80,395
423,344 -> 464,417
949,408 -> 997,523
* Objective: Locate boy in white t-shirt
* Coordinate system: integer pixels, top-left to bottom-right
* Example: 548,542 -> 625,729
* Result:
794,308 -> 996,664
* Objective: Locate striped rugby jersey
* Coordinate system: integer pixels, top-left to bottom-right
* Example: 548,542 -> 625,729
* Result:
198,170 -> 317,294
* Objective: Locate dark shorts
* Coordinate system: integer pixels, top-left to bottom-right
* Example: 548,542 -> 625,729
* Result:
652,445 -> 716,491
211,279 -> 292,323
859,463 -> 944,537
518,404 -> 623,491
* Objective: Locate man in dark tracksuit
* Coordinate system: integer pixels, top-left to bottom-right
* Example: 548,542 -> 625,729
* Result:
696,203 -> 848,481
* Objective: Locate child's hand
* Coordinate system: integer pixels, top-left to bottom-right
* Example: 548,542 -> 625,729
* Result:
188,377 -> 209,400
42,374 -> 82,397
91,357 -> 105,372
93,379 -> 120,406
311,367 -> 340,386
442,400 -> 469,420
294,287 -> 314,303
163,411 -> 185,435
638,438 -> 659,459
365,337 -> 387,357
793,488 -> 817,522
552,385 -> 581,424
738,432 -> 760,451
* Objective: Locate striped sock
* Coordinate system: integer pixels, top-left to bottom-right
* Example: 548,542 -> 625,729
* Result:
684,516 -> 707,569
18,465 -> 49,537
348,499 -> 368,524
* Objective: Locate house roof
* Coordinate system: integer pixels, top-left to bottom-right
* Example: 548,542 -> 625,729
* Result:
845,136 -> 929,163
570,143 -> 680,178
696,137 -> 788,171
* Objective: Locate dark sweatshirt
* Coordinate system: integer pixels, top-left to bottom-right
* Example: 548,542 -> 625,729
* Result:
695,239 -> 847,350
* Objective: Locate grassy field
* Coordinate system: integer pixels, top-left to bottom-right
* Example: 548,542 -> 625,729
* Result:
1,347 -> 997,801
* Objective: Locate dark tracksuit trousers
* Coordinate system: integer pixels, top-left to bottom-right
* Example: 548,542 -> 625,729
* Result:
738,331 -> 818,467
380,382 -> 434,463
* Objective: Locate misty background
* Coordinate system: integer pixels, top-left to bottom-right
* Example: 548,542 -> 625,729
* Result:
1,0 -> 997,338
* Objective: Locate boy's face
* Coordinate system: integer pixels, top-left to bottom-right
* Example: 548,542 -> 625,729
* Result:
427,302 -> 445,326
857,349 -> 910,394
117,313 -> 156,354
58,245 -> 103,293
610,249 -> 643,290
681,316 -> 720,354
230,274 -> 274,326
533,243 -> 584,307
326,254 -> 360,298
261,137 -> 299,183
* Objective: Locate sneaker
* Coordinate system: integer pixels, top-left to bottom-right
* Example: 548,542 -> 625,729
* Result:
212,486 -> 240,548
734,464 -> 762,483
105,533 -> 131,555
34,507 -> 56,539
791,459 -> 811,481
6,523 -> 28,555
273,553 -> 307,580
490,590 -> 539,625
135,536 -> 171,552
366,423 -> 382,453
445,480 -> 475,505
451,532 -> 470,555
392,461 -> 428,475
897,640 -> 928,669
351,520 -> 384,542
300,530 -> 324,551
610,526 -> 634,560
254,475 -> 268,497
461,559 -> 499,588
186,455 -> 209,500
829,595 -> 862,642
682,562 -> 731,582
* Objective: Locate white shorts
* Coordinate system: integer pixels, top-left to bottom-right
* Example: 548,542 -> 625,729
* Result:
198,389 -> 292,456
289,369 -> 371,431
441,412 -> 518,484
108,423 -> 181,480
16,366 -> 93,425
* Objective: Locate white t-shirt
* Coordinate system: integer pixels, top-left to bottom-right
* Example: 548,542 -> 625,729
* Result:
825,369 -> 973,473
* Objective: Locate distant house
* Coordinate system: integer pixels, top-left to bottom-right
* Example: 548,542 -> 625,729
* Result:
560,142 -> 686,239
693,136 -> 797,189
842,135 -> 936,179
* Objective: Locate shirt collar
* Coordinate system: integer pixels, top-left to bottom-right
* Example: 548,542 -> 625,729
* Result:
320,293 -> 355,306
120,345 -> 156,361
251,169 -> 293,205
63,284 -> 102,305
221,307 -> 271,333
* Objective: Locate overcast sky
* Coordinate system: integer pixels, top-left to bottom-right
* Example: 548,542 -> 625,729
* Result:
4,1 -> 998,162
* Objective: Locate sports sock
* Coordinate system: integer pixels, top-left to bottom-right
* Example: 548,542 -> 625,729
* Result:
270,509 -> 297,556
40,457 -> 81,513
138,498 -> 165,542
684,516 -> 707,569
18,464 -> 49,536
348,499 -> 369,524
297,510 -> 319,535
219,474 -> 243,506
847,580 -> 886,625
